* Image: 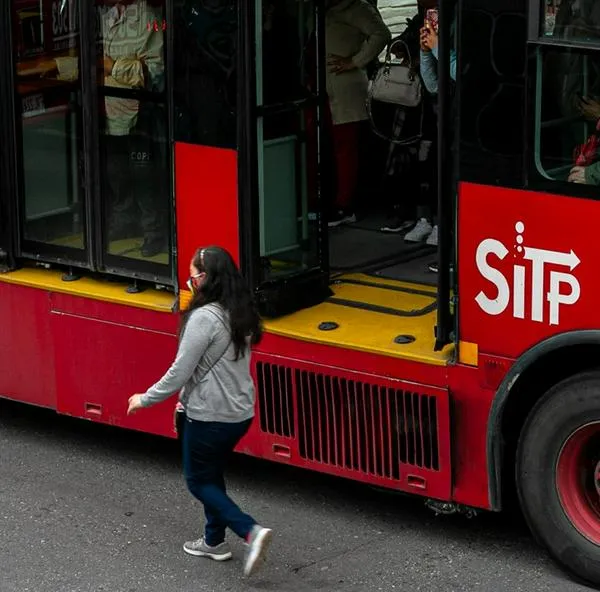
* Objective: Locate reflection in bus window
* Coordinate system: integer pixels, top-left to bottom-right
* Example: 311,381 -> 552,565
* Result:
98,0 -> 170,262
172,0 -> 237,148
534,46 -> 600,186
12,0 -> 85,250
542,0 -> 600,42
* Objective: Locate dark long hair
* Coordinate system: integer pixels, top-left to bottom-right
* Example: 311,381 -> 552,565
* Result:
181,246 -> 263,359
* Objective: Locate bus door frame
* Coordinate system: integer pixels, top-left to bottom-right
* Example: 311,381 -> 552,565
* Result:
435,0 -> 457,350
238,0 -> 332,317
0,0 -> 18,271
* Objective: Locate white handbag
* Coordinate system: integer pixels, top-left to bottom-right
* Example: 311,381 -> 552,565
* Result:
369,39 -> 423,108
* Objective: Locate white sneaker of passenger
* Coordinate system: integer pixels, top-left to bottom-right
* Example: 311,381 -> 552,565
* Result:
426,225 -> 438,246
183,537 -> 232,561
404,218 -> 433,242
244,525 -> 273,577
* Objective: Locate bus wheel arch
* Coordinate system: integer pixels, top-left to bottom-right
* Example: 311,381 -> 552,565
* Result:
487,331 -> 600,511
487,333 -> 600,585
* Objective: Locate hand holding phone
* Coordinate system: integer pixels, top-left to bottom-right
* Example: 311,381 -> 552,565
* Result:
426,8 -> 439,34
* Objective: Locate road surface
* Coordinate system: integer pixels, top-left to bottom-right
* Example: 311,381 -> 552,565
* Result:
0,399 -> 595,592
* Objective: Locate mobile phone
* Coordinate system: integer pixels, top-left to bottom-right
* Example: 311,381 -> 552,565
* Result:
426,8 -> 439,33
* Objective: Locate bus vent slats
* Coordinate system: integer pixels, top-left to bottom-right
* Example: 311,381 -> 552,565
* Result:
256,362 -> 295,438
255,361 -> 440,478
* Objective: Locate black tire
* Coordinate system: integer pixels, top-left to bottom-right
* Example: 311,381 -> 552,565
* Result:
516,370 -> 600,586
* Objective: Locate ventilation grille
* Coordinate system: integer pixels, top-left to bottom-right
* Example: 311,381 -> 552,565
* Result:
255,361 -> 440,478
256,362 -> 295,438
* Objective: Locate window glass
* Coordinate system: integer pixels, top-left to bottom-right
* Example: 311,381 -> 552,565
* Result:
12,0 -> 85,251
259,0 -> 314,107
542,0 -> 600,43
97,0 -> 171,264
258,106 -> 322,282
533,46 -> 600,188
458,1 -> 527,188
256,0 -> 324,283
172,0 -> 237,148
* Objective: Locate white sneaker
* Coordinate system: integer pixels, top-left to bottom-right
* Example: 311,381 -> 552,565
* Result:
404,218 -> 433,242
244,525 -> 273,577
426,225 -> 438,246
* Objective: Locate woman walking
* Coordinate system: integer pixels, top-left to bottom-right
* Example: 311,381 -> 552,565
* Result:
127,246 -> 271,577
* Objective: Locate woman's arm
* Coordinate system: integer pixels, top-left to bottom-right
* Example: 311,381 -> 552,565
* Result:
431,45 -> 457,81
139,310 -> 217,407
350,4 -> 392,69
420,49 -> 439,94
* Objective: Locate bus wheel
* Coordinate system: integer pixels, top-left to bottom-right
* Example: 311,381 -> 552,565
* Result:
516,371 -> 600,586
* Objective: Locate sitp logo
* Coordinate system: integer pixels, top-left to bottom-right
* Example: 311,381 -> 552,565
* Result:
475,222 -> 581,326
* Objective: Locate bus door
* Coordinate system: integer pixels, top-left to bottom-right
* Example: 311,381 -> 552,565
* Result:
7,0 -> 172,284
241,0 -> 332,318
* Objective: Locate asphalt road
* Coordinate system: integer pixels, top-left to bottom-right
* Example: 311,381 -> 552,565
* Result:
0,399 -> 596,592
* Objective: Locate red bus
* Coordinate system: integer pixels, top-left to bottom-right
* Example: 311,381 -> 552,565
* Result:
1,0 -> 599,585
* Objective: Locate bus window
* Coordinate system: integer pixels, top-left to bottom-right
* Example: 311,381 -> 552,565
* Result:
533,46 -> 600,185
256,0 -> 323,282
541,0 -> 600,42
172,0 -> 237,148
97,0 -> 170,263
12,0 -> 86,256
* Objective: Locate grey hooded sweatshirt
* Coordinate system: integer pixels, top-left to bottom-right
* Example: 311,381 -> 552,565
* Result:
140,303 -> 255,423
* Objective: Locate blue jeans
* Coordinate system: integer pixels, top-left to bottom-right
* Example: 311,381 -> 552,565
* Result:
182,416 -> 255,546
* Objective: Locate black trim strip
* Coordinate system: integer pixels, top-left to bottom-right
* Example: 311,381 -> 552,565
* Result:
527,0 -> 540,40
334,277 -> 437,298
81,0 -> 99,271
328,297 -> 437,318
165,0 -> 176,287
238,1 -> 259,289
0,0 -> 17,270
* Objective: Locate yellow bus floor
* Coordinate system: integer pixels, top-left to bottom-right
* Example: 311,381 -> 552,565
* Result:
263,272 -> 453,366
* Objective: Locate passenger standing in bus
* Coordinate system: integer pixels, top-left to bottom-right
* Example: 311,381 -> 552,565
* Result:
325,0 -> 391,227
126,247 -> 272,577
379,4 -> 437,245
101,0 -> 168,258
390,0 -> 456,259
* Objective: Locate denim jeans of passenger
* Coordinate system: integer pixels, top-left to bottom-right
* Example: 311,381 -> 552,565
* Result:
182,416 -> 255,546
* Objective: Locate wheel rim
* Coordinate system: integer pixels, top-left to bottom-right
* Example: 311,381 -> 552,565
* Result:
556,422 -> 600,546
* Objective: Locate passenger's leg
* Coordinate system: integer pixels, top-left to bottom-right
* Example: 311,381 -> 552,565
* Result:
104,135 -> 138,241
329,121 -> 360,227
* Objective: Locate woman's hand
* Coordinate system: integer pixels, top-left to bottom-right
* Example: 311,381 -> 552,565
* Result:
578,96 -> 600,121
127,394 -> 145,415
420,25 -> 438,52
328,54 -> 356,74
568,166 -> 587,184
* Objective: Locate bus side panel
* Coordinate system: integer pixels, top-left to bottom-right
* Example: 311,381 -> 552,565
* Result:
458,181 -> 600,359
447,364 -> 495,510
174,142 -> 239,289
0,283 -> 57,409
240,332 -> 454,503
51,294 -> 179,438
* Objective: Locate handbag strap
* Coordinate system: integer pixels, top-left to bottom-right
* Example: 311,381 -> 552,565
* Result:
384,39 -> 413,69
366,95 -> 424,146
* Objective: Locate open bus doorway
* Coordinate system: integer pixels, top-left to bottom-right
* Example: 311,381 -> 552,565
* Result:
249,0 -> 454,358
